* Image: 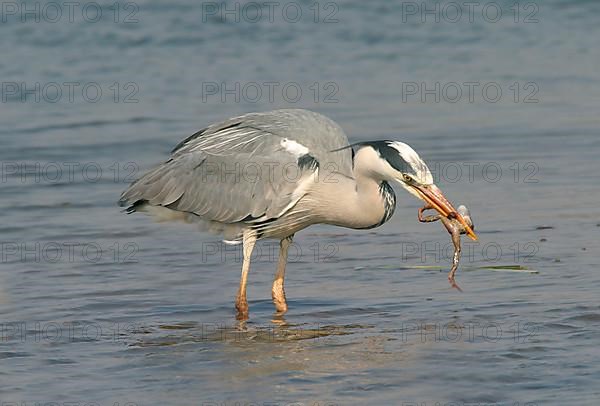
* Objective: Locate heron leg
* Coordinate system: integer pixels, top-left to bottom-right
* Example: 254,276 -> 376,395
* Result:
235,229 -> 257,320
272,235 -> 293,314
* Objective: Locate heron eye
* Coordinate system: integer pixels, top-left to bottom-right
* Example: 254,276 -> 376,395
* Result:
402,174 -> 412,182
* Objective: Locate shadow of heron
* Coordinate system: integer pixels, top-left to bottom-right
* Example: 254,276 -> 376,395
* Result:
130,317 -> 371,348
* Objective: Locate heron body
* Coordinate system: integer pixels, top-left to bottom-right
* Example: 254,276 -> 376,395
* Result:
120,109 -> 475,319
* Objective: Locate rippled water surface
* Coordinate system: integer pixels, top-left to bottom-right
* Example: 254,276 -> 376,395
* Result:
1,0 -> 600,405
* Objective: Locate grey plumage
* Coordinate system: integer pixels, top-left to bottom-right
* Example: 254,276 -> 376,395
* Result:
120,109 -> 353,240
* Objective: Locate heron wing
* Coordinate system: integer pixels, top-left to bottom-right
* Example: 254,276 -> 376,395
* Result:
119,109 -> 353,224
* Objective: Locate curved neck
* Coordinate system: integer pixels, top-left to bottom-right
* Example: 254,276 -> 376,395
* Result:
310,149 -> 396,229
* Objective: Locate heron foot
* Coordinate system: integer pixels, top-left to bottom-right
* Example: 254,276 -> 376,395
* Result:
273,300 -> 288,314
271,281 -> 288,314
235,296 -> 249,320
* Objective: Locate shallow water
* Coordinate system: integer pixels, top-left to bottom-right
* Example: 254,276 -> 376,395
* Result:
1,0 -> 600,405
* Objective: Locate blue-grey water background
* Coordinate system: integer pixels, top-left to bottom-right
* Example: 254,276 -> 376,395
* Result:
1,0 -> 600,404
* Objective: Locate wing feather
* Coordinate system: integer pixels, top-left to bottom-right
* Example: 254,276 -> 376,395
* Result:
120,109 -> 352,225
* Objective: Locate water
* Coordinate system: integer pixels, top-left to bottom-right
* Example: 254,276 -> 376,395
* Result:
1,0 -> 600,404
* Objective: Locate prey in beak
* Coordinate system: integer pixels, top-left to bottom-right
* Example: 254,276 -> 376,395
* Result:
418,203 -> 474,290
411,184 -> 478,241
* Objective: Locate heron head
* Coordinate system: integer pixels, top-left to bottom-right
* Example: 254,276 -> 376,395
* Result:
359,141 -> 477,240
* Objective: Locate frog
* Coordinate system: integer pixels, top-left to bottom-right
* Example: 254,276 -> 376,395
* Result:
418,204 -> 474,285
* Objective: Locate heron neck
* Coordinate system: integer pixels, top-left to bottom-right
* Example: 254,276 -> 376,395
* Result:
311,170 -> 393,230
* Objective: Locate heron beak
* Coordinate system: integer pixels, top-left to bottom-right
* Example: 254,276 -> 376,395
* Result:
412,184 -> 478,241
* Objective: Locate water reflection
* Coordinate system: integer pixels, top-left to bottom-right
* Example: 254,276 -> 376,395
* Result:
132,320 -> 366,347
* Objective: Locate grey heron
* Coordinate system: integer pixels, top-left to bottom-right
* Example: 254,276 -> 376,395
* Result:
119,109 -> 476,319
